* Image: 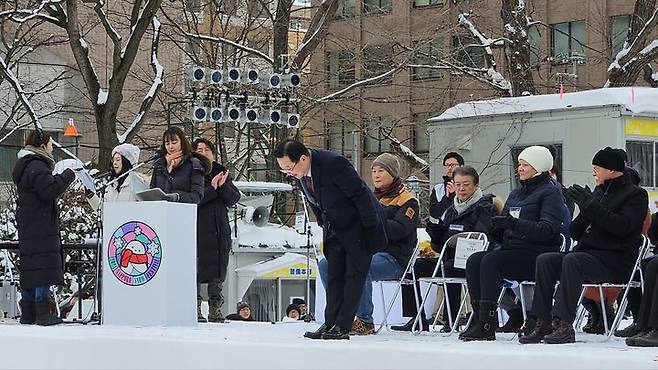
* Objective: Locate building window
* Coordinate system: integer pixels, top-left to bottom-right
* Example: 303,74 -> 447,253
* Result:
414,0 -> 444,7
184,0 -> 201,13
528,25 -> 541,65
453,35 -> 485,68
337,0 -> 356,18
551,20 -> 587,62
510,144 -> 562,190
412,113 -> 432,153
412,38 -> 443,80
0,130 -> 24,181
327,121 -> 358,159
364,0 -> 392,15
611,15 -> 630,57
626,140 -> 656,187
364,116 -> 393,155
326,50 -> 355,89
363,44 -> 394,81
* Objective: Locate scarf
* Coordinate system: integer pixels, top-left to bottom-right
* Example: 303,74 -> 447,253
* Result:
120,248 -> 149,268
165,150 -> 183,173
453,187 -> 483,215
24,145 -> 55,168
374,177 -> 403,200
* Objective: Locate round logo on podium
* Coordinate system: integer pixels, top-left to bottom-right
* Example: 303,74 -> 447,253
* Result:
107,221 -> 162,286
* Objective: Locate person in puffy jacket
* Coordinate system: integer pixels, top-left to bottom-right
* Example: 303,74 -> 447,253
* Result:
460,146 -> 563,342
13,129 -> 76,326
150,126 -> 208,204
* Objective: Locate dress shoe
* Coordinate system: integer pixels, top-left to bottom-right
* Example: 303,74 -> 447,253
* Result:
304,323 -> 330,339
321,325 -> 350,340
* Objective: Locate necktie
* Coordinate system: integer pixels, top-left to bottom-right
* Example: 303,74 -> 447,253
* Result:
303,176 -> 314,194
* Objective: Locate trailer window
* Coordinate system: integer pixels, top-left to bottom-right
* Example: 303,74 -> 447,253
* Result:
626,140 -> 656,187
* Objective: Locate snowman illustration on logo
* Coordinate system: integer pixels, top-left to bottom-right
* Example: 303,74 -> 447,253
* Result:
108,221 -> 162,286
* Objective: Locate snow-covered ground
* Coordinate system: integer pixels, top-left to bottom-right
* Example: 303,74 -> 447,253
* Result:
0,319 -> 655,369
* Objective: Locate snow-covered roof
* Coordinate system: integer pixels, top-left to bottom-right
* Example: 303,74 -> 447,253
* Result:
430,87 -> 658,123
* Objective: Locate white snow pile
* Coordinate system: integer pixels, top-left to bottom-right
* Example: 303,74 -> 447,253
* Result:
0,320 -> 655,369
431,87 -> 658,122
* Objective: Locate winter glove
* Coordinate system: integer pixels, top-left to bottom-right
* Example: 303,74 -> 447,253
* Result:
566,184 -> 593,210
164,192 -> 180,202
492,214 -> 518,231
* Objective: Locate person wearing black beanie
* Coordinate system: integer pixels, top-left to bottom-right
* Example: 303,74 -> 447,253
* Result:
520,147 -> 648,345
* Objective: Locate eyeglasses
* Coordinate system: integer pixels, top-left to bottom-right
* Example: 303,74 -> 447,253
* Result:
279,160 -> 299,174
444,163 -> 460,168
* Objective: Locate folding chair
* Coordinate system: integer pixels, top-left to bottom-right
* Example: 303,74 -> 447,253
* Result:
574,234 -> 650,339
375,240 -> 424,334
412,232 -> 488,335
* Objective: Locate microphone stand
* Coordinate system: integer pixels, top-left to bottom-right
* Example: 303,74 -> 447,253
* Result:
296,187 -> 315,322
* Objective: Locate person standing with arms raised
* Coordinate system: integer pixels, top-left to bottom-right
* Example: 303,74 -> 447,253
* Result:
275,139 -> 387,340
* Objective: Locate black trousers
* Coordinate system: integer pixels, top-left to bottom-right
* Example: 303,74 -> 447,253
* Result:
324,235 -> 371,329
400,257 -> 464,321
465,249 -> 539,303
625,257 -> 654,320
532,252 -> 614,323
637,256 -> 658,330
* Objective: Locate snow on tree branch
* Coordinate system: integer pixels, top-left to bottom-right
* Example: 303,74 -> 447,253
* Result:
118,16 -> 164,144
0,56 -> 42,130
317,67 -> 401,103
389,136 -> 430,176
458,12 -> 513,96
607,1 -> 658,87
287,0 -> 339,70
0,0 -> 64,24
183,31 -> 274,65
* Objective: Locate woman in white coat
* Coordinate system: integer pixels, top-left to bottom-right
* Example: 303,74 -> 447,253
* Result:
105,143 -> 147,202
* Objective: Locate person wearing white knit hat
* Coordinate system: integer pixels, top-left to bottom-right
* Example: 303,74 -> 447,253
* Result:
105,143 -> 148,202
459,145 -> 564,342
517,146 -> 554,175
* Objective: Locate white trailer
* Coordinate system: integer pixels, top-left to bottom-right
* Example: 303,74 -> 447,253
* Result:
428,87 -> 658,210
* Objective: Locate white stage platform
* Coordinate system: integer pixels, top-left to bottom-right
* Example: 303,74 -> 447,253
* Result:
0,320 -> 655,369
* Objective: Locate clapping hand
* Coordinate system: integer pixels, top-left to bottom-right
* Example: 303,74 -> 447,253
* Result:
211,171 -> 228,189
492,214 -> 517,231
566,184 -> 593,209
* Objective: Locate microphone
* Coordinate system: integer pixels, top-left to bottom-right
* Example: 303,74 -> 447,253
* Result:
93,171 -> 113,179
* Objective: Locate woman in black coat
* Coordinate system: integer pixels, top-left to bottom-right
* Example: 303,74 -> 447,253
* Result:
150,127 -> 208,204
460,146 -> 564,341
192,138 -> 240,323
12,130 -> 76,326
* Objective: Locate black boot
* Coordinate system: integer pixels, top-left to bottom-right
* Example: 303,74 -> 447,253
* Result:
519,318 -> 553,344
458,301 -> 480,340
35,301 -> 63,326
497,308 -> 523,333
630,329 -> 658,347
19,300 -> 35,325
543,318 -> 575,344
615,322 -> 641,338
459,301 -> 498,341
321,325 -> 350,340
581,299 -> 600,334
391,314 -> 430,332
626,329 -> 652,346
587,302 -> 615,335
304,323 -> 330,339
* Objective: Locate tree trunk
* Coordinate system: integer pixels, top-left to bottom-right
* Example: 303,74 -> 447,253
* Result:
501,0 -> 537,96
96,115 -> 119,171
273,0 -> 293,71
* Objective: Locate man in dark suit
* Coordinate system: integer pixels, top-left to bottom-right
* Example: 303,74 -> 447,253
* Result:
275,139 -> 387,340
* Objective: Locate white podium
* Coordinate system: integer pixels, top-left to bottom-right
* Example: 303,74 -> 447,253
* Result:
102,201 -> 197,326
